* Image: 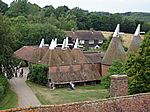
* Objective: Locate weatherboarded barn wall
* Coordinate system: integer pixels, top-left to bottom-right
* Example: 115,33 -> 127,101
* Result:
102,64 -> 110,76
4,93 -> 150,112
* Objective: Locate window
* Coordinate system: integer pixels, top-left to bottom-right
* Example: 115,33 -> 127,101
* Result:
80,40 -> 85,44
98,40 -> 103,44
89,40 -> 94,44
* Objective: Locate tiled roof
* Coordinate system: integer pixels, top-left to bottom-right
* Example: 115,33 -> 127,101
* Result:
14,46 -> 37,61
49,64 -> 101,84
127,36 -> 142,54
14,46 -> 48,63
84,53 -> 102,63
15,46 -> 101,84
66,30 -> 105,40
102,37 -> 126,65
40,48 -> 89,66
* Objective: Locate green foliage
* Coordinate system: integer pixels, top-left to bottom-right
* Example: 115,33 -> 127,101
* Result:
101,59 -> 125,89
2,1 -> 150,33
100,36 -> 112,51
0,88 -> 18,110
0,14 -> 15,78
0,84 -> 4,101
125,33 -> 150,94
29,64 -> 48,86
10,21 -> 66,50
6,0 -> 40,17
0,75 -> 9,101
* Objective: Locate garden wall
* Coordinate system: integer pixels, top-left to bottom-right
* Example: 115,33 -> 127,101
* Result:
4,93 -> 150,112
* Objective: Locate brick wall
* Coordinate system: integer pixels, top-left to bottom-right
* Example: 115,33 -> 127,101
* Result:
110,75 -> 128,97
4,93 -> 150,112
102,64 -> 110,76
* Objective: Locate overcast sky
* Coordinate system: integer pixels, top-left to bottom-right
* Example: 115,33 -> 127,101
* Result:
3,0 -> 150,13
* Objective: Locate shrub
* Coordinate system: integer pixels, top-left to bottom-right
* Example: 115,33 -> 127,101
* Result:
0,75 -> 9,101
101,59 -> 125,89
29,64 -> 48,86
0,84 -> 4,101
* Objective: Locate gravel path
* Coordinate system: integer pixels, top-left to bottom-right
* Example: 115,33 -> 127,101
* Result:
9,67 -> 41,107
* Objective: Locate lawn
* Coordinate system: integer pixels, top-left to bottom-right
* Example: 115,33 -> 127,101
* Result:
0,89 -> 18,110
27,81 -> 109,105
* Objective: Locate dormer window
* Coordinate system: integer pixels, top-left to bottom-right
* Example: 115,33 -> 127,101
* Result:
98,40 -> 103,44
80,40 -> 85,44
89,40 -> 94,44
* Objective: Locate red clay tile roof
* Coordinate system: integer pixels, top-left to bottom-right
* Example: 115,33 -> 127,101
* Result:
15,46 -> 101,84
29,47 -> 48,64
127,36 -> 142,54
84,53 -> 102,63
14,46 -> 37,61
14,46 -> 48,63
66,30 -> 105,40
102,37 -> 126,65
40,48 -> 89,66
49,64 -> 101,84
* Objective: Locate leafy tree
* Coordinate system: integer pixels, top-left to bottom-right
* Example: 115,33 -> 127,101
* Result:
100,36 -> 112,51
101,59 -> 125,89
29,64 -> 48,86
55,5 -> 69,18
87,13 -> 101,30
0,14 -> 15,78
42,5 -> 55,17
10,21 -> 66,50
69,7 -> 89,30
121,18 -> 136,33
0,75 -> 9,101
142,22 -> 150,33
58,16 -> 77,30
6,0 -> 40,17
125,32 -> 150,94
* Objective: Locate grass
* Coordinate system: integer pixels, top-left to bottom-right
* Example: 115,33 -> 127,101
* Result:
27,81 -> 109,105
0,89 -> 18,110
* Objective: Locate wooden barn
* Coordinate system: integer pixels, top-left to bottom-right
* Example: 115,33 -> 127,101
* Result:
15,38 -> 101,88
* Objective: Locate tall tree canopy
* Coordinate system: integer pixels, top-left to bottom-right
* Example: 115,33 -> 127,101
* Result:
125,32 -> 150,94
0,14 -> 14,78
6,0 -> 40,17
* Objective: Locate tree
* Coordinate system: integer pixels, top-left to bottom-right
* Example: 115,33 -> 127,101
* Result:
100,35 -> 112,51
142,22 -> 150,33
42,5 -> 55,17
121,18 -> 136,33
10,22 -> 66,50
101,59 -> 125,89
55,5 -> 69,18
29,64 -> 48,86
58,16 -> 77,30
0,14 -> 14,78
69,7 -> 89,30
6,0 -> 40,17
125,32 -> 150,94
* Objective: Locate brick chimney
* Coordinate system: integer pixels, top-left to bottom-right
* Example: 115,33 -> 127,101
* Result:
110,75 -> 128,97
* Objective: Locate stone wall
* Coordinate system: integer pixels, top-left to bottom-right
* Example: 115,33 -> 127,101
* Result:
4,93 -> 150,112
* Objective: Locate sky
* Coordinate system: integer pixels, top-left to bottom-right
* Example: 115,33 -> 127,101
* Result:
3,0 -> 150,13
